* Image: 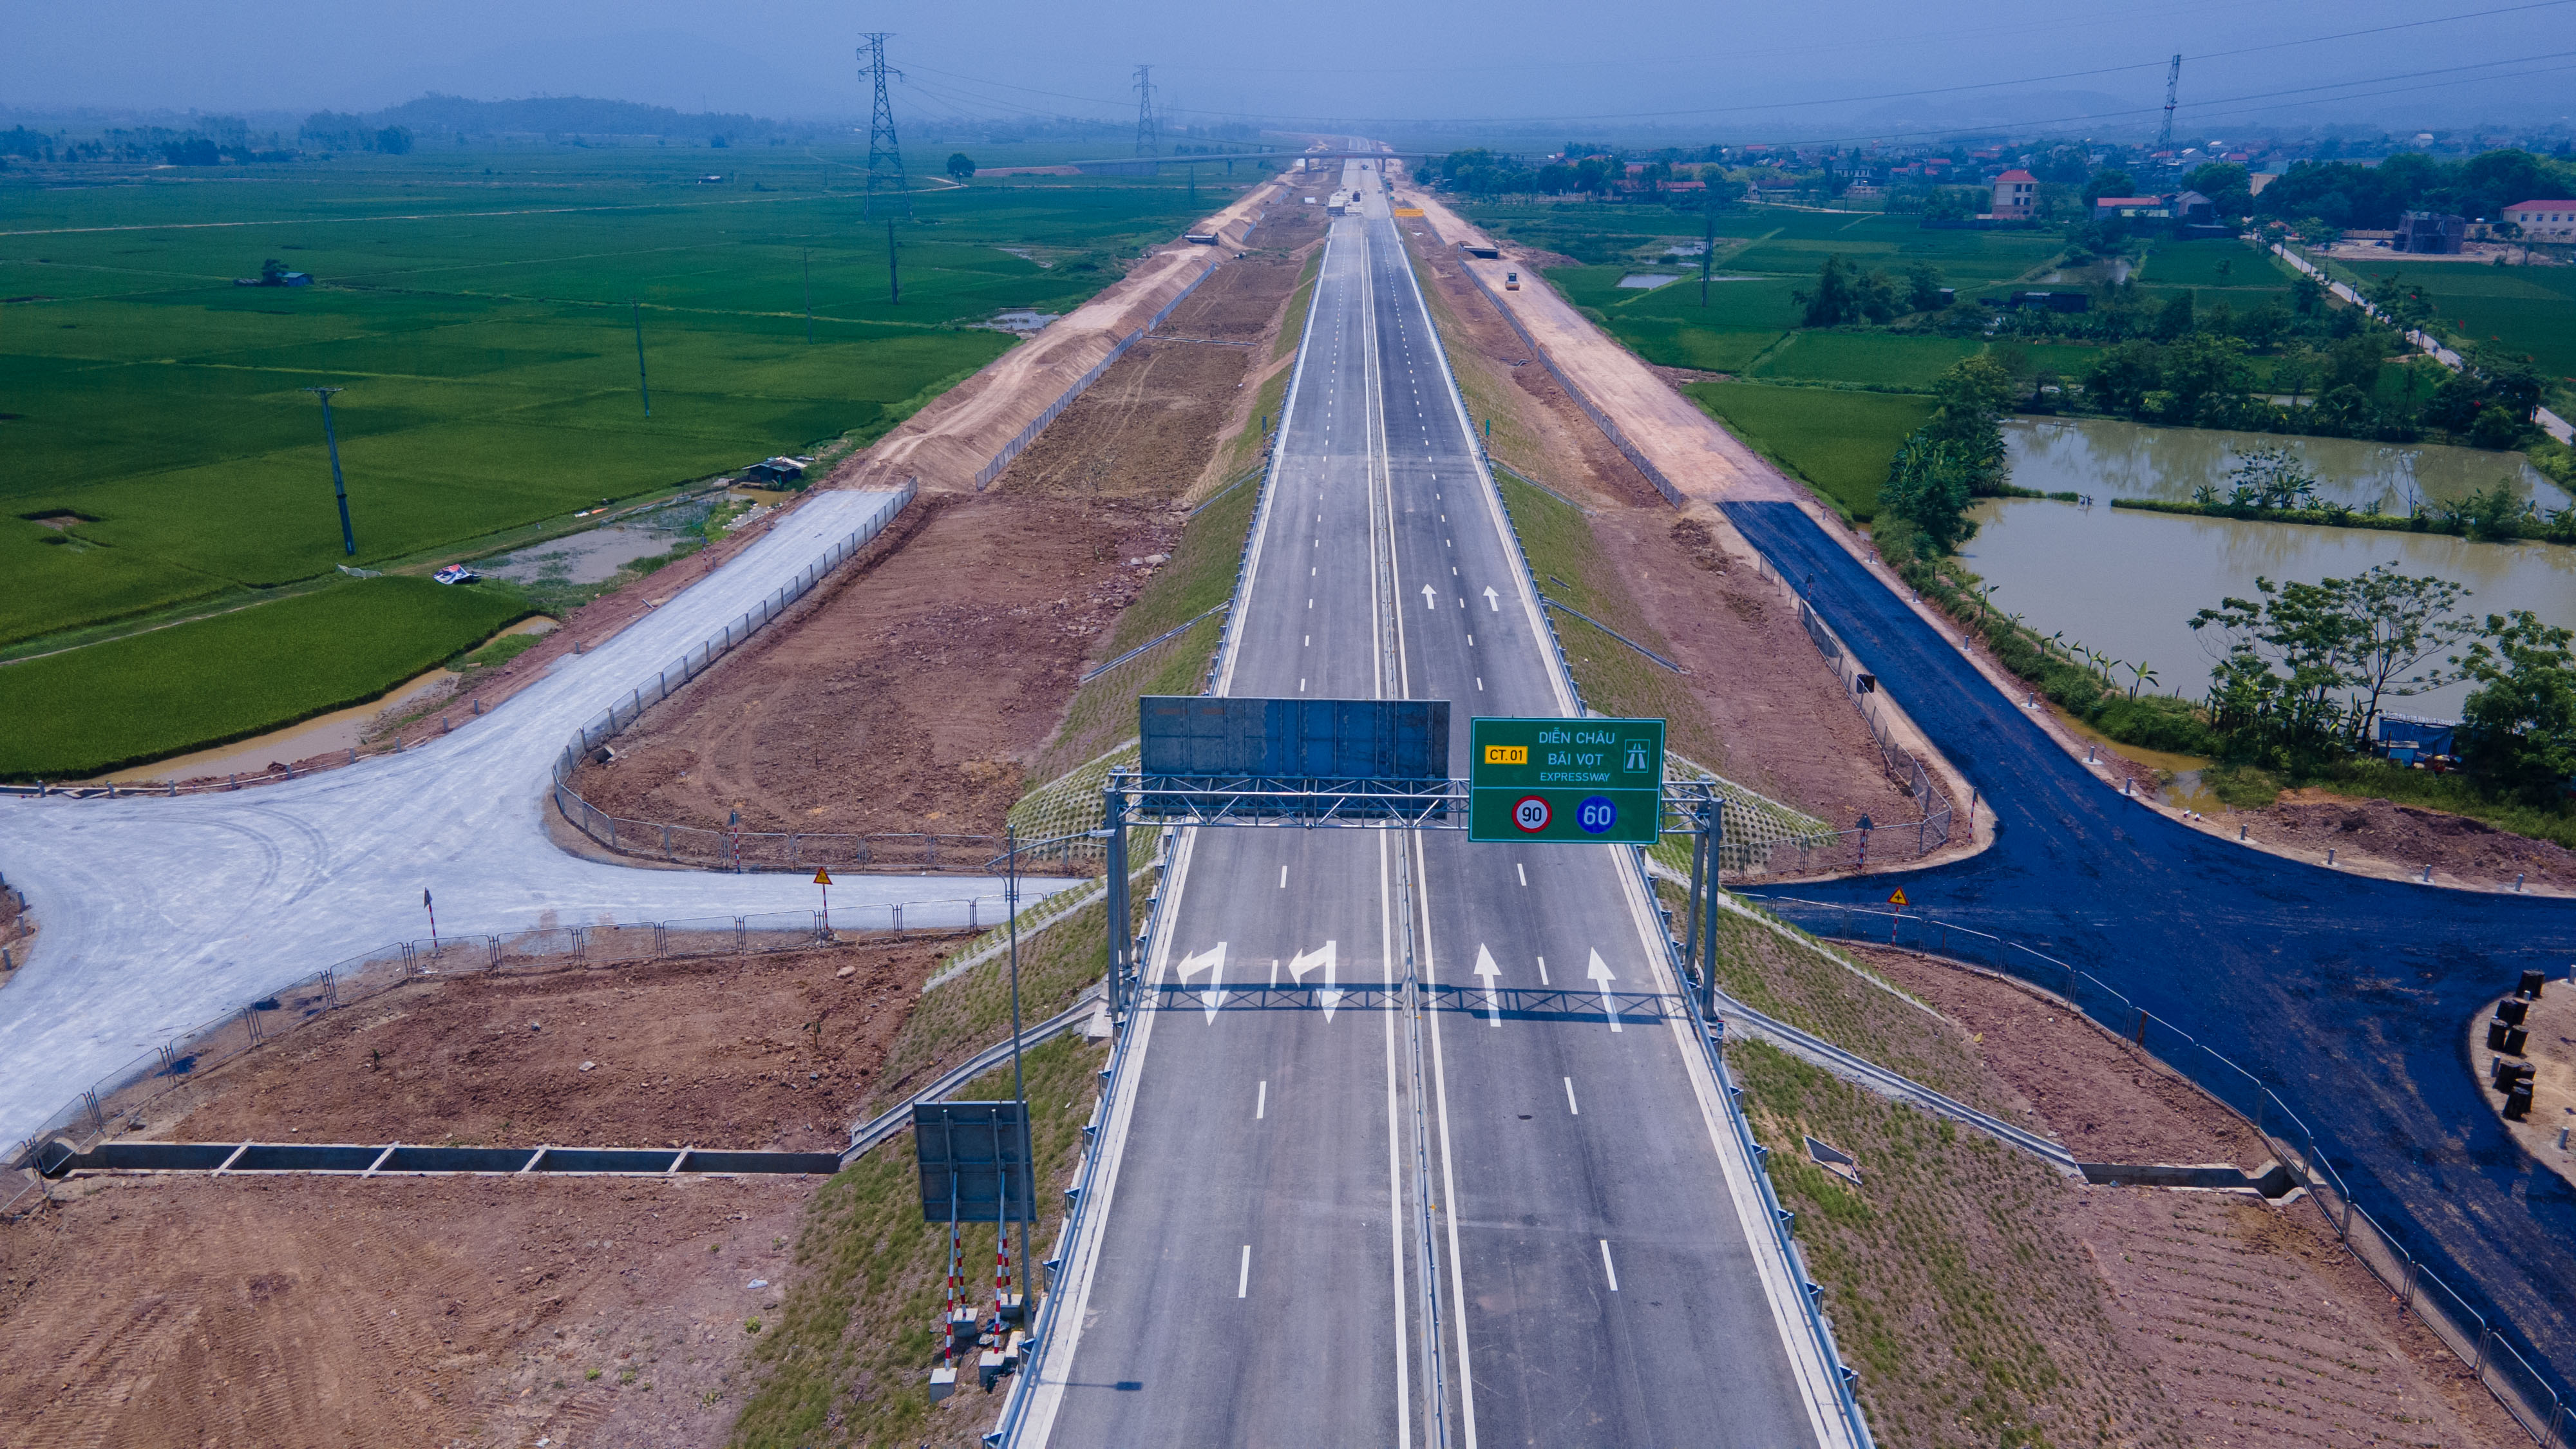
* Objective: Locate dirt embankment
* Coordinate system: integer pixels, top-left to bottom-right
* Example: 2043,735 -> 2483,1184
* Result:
147,939 -> 949,1153
567,212 -> 1326,841
0,938 -> 951,1449
2232,789 -> 2576,893
1403,226 -> 1936,833
1781,940 -> 2529,1446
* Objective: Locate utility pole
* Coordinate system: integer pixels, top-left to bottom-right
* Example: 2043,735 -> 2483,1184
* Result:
860,32 -> 909,218
1132,64 -> 1159,158
803,249 -> 813,342
2156,53 -> 2181,156
1700,199 -> 1716,308
886,222 -> 900,304
303,386 -> 356,556
630,301 -> 650,417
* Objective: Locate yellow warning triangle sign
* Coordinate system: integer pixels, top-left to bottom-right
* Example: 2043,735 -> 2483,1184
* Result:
812,868 -> 833,886
1887,888 -> 1908,906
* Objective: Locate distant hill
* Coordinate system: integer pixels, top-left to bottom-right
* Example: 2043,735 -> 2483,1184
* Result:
374,94 -> 777,138
301,94 -> 824,149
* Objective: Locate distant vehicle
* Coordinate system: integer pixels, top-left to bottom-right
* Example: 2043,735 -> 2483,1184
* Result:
433,564 -> 481,585
1504,271 -> 1520,290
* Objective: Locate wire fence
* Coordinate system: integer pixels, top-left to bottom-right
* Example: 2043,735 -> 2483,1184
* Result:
549,482 -> 915,795
0,893 -> 1014,1223
554,790 -> 1005,875
1453,258 -> 1686,506
1744,893 -> 2572,1448
973,262 -> 1218,491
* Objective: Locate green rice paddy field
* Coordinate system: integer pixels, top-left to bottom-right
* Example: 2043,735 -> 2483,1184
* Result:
1462,203 -> 2066,518
0,149 -> 1229,775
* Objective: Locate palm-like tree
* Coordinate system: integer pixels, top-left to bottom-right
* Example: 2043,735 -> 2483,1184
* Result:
2127,660 -> 2159,699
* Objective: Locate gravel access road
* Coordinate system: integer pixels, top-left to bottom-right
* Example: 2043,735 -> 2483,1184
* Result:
0,488 -> 1066,1144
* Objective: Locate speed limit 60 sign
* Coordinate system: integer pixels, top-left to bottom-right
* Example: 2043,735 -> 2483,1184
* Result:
1468,717 -> 1663,844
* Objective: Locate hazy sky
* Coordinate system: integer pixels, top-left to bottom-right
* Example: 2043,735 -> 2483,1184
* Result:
8,0 -> 2573,138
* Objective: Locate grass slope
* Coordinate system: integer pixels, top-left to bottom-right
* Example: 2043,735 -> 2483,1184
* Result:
0,576 -> 530,778
1683,382 -> 1934,519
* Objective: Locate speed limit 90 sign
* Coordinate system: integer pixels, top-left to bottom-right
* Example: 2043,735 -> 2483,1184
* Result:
1469,716 -> 1665,844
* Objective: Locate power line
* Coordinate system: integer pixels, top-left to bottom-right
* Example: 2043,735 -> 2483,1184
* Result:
2157,53 -> 2183,152
1133,64 -> 1159,157
860,32 -> 909,219
895,1 -> 2576,129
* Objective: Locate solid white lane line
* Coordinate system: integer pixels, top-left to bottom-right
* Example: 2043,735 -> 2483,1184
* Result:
1238,1245 -> 1252,1298
1600,1240 -> 1619,1292
1257,1080 -> 1267,1119
1411,831 -> 1480,1446
1564,1076 -> 1580,1115
1516,863 -> 1527,887
1380,834 -> 1414,1448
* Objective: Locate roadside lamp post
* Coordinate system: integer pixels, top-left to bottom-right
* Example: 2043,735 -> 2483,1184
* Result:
1001,825 -> 1035,1298
631,301 -> 652,417
303,386 -> 356,556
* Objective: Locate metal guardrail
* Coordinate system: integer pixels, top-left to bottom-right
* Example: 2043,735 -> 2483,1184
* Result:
0,896 -> 1007,1222
1744,893 -> 2575,1448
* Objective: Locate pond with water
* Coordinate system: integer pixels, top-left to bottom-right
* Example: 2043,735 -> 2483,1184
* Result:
1958,418 -> 2576,719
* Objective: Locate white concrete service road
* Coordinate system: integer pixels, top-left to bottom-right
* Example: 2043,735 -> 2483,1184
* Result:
0,488 -> 1068,1144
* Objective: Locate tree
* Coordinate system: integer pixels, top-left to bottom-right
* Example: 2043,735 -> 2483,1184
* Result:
1797,254 -> 1861,327
1922,355 -> 2015,491
947,152 -> 976,182
374,126 -> 412,155
2192,563 -> 2474,741
260,258 -> 288,285
2081,167 -> 2134,207
2154,290 -> 2195,341
1880,435 -> 1983,554
2456,611 -> 2576,800
1904,262 -> 1948,312
2289,270 -> 2325,317
2223,446 -> 2318,509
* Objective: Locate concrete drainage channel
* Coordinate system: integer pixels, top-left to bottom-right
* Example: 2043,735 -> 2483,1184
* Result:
36,1139 -> 840,1178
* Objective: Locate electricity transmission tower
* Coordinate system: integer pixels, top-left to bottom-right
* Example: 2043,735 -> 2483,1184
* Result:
2155,53 -> 2181,155
861,32 -> 909,217
1132,64 -> 1159,158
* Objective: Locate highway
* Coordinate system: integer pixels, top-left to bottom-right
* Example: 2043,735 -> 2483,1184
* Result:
1727,498 -> 2576,1390
1023,160 -> 1850,1447
0,488 -> 1059,1145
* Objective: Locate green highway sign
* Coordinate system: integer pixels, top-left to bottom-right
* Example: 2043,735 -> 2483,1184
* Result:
1467,716 -> 1665,844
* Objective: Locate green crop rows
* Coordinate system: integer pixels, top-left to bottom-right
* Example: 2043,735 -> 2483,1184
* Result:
0,150 -> 1222,654
0,576 -> 531,779
1684,383 -> 1937,519
0,149 -> 1233,772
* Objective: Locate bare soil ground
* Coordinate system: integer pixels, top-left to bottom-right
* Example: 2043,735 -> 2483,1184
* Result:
1847,943 -> 2271,1170
146,939 -> 951,1152
1403,224 -> 1937,833
0,938 -> 956,1449
1776,939 -> 2529,1446
564,490 -> 1175,839
2235,790 -> 2576,893
565,216 -> 1324,842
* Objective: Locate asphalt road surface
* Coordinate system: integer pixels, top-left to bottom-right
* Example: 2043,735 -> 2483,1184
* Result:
0,488 -> 1061,1145
1022,162 -> 1850,1448
1725,499 -> 2576,1390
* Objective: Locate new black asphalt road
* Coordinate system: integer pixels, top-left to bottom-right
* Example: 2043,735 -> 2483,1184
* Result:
1725,500 -> 2576,1391
1023,166 -> 1850,1446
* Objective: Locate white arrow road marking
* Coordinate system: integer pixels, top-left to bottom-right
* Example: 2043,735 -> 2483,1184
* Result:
1420,583 -> 1437,610
1587,949 -> 1622,1033
1473,945 -> 1503,1027
1482,586 -> 1499,611
1177,943 -> 1227,1022
1288,940 -> 1341,1021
